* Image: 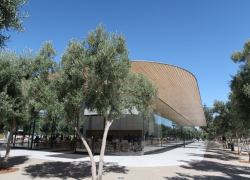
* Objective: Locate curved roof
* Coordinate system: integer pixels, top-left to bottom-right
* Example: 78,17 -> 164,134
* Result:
131,60 -> 206,126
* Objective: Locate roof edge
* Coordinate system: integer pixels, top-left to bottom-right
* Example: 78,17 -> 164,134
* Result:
131,59 -> 206,125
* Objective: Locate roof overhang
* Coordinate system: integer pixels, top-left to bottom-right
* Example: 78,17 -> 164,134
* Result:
131,60 -> 206,126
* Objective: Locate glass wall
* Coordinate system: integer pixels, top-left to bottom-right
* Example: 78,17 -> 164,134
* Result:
143,113 -> 176,146
10,112 -> 199,155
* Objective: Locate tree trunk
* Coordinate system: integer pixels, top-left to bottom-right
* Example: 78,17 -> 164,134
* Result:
4,130 -> 13,160
5,118 -> 16,160
97,119 -> 113,180
75,127 -> 97,180
235,132 -> 239,155
13,126 -> 18,147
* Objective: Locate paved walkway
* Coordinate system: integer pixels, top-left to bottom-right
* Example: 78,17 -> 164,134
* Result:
0,141 -> 206,167
1,141 -> 250,180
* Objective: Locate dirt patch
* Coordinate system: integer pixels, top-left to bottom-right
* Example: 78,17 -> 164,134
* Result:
0,167 -> 19,174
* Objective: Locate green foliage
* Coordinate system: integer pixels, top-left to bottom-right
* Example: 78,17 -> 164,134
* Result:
27,42 -> 64,135
230,40 -> 250,131
231,41 -> 250,63
213,101 -> 233,138
60,40 -> 86,123
84,26 -> 156,120
202,105 -> 215,139
84,26 -> 131,119
0,27 -> 157,160
0,0 -> 27,47
205,39 -> 250,140
0,51 -> 28,131
124,73 -> 157,115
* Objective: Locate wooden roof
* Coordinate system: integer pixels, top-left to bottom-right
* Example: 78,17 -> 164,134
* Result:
131,61 -> 206,126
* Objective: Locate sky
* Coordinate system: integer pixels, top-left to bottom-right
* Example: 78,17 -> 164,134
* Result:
6,0 -> 250,107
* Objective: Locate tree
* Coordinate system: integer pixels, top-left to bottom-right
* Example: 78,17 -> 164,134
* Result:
204,40 -> 250,160
231,40 -> 250,160
0,52 -> 27,159
60,26 -> 157,180
60,39 -> 95,178
202,105 -> 215,140
212,100 -> 235,141
27,42 -> 62,149
0,0 -> 27,47
84,26 -> 156,180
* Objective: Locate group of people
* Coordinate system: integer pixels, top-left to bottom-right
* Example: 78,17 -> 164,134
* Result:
33,134 -> 74,148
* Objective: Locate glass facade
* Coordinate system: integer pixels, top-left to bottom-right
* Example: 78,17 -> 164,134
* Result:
9,112 -> 198,155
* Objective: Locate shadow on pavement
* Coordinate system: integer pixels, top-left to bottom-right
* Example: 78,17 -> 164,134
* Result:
47,153 -> 88,159
165,160 -> 250,180
166,141 -> 250,180
24,161 -> 129,180
186,152 -> 239,161
0,156 -> 29,169
165,173 -> 235,180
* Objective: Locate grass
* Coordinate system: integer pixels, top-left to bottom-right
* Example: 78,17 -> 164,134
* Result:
0,133 -> 4,139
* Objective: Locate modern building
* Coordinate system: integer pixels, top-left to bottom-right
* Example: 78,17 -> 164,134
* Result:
81,60 -> 206,154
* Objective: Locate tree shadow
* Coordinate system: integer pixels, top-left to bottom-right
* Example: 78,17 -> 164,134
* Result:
0,156 -> 29,169
47,153 -> 88,159
167,159 -> 250,180
186,152 -> 239,161
24,161 -> 129,180
165,173 -> 234,180
166,142 -> 250,179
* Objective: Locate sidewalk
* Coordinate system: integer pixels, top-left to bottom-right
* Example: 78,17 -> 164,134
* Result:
0,141 -> 206,167
1,141 -> 250,179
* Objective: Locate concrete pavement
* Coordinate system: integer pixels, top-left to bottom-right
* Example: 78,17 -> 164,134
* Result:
0,141 -> 207,167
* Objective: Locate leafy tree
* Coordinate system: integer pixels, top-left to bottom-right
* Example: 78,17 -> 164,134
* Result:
212,100 -> 234,140
60,26 -> 157,180
0,52 -> 27,159
202,40 -> 250,160
59,39 -> 93,177
231,40 -> 250,160
202,105 -> 215,139
231,41 -> 250,127
27,42 -> 62,148
0,0 -> 27,47
84,26 -> 156,180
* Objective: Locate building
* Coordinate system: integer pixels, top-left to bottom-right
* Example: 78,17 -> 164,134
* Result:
81,60 -> 206,154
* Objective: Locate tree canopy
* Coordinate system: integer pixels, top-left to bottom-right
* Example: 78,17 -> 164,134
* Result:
0,0 -> 27,47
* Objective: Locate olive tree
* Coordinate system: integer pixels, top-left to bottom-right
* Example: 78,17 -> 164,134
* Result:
27,42 -> 62,148
84,26 -> 156,180
0,52 -> 28,159
60,26 -> 156,180
0,0 -> 27,47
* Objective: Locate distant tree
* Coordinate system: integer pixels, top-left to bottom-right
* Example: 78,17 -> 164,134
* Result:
0,0 -> 27,47
202,105 -> 215,139
204,40 -> 250,160
213,100 -> 234,140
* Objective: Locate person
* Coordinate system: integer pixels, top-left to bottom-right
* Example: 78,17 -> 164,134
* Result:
34,136 -> 40,147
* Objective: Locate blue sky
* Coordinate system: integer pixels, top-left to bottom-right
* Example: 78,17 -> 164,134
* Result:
6,0 -> 250,107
